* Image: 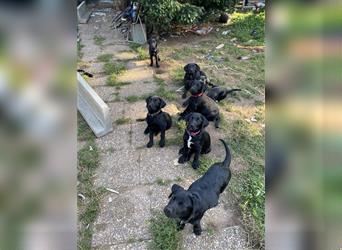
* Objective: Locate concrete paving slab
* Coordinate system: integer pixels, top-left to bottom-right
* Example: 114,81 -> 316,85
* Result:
92,187 -> 152,247
95,124 -> 131,152
182,226 -> 248,250
118,81 -> 157,98
93,86 -> 116,102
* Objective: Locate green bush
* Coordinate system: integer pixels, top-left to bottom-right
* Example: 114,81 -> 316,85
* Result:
189,0 -> 238,10
138,0 -> 203,33
230,12 -> 265,45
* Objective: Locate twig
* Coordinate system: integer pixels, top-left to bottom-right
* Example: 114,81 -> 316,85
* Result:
106,188 -> 119,194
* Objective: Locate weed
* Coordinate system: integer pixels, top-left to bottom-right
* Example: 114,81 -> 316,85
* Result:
115,117 -> 131,125
207,226 -> 215,236
156,178 -> 172,186
77,142 -> 105,249
229,12 -> 265,45
77,40 -> 85,60
106,74 -> 131,87
103,61 -> 126,75
197,156 -> 217,175
97,54 -> 113,62
155,85 -> 178,101
129,42 -> 149,60
153,75 -> 164,86
170,67 -> 184,86
126,95 -> 141,103
77,112 -> 95,141
94,35 -> 105,46
149,212 -> 182,250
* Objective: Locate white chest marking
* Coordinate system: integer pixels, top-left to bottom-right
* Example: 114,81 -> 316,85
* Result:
187,135 -> 193,148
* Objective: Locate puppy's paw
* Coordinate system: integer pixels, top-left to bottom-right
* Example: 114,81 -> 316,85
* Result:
156,65 -> 160,68
193,228 -> 202,236
192,161 -> 200,169
146,141 -> 153,148
159,140 -> 165,148
178,155 -> 187,164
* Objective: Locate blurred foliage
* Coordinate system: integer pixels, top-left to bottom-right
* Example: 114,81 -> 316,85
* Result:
230,12 -> 265,45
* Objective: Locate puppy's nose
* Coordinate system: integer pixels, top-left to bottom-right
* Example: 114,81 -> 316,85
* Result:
164,207 -> 172,217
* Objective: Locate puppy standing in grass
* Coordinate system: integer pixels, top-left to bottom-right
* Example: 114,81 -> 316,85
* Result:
178,112 -> 211,169
148,38 -> 160,68
164,139 -> 232,236
144,96 -> 172,148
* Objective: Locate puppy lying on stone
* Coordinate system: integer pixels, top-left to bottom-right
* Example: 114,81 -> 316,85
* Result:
178,112 -> 211,169
144,96 -> 172,148
164,139 -> 232,236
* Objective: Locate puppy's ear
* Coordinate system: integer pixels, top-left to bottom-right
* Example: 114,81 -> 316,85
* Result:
201,115 -> 209,128
184,64 -> 189,72
145,96 -> 152,104
168,184 -> 184,198
184,113 -> 192,122
158,98 -> 166,109
189,193 -> 202,219
195,63 -> 200,71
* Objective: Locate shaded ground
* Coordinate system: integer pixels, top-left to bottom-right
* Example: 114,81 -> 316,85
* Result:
78,7 -> 264,250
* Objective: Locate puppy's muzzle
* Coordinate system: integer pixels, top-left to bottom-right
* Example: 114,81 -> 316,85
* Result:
164,207 -> 173,217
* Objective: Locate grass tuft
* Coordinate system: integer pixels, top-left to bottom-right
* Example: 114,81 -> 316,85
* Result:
149,212 -> 182,250
94,35 -> 105,46
115,117 -> 131,125
77,112 -> 95,141
97,53 -> 113,62
129,42 -> 149,60
103,61 -> 126,75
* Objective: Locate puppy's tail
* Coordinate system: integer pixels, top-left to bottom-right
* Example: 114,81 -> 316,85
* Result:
219,139 -> 231,168
226,88 -> 241,94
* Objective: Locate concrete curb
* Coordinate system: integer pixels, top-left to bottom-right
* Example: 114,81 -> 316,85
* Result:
77,72 -> 113,137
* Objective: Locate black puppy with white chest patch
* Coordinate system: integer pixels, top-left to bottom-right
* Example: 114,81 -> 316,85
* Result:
183,63 -> 209,99
144,96 -> 172,148
178,112 -> 211,169
148,38 -> 160,68
164,139 -> 232,235
180,80 -> 220,128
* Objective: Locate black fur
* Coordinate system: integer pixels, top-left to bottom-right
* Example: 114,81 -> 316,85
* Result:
178,113 -> 211,169
145,96 -> 172,148
180,80 -> 220,128
206,86 -> 241,102
148,38 -> 160,68
183,63 -> 209,99
164,139 -> 232,235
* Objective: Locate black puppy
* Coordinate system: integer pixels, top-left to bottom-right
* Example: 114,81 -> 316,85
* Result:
206,86 -> 241,102
164,139 -> 232,235
144,96 -> 172,148
180,80 -> 220,128
183,63 -> 209,99
178,113 -> 211,169
148,38 -> 160,68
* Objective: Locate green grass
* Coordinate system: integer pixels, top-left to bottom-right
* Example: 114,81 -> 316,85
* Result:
106,74 -> 131,87
115,117 -> 131,125
228,118 -> 265,248
149,212 -> 182,250
77,141 -> 106,249
94,35 -> 105,46
126,95 -> 141,103
156,178 -> 172,186
170,67 -> 184,86
77,40 -> 85,60
103,61 -> 126,75
197,156 -> 217,175
77,112 -> 95,141
129,42 -> 149,60
229,12 -> 265,45
97,53 -> 113,62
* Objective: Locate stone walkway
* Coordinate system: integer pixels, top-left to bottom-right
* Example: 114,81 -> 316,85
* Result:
78,7 -> 248,250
